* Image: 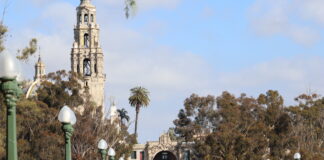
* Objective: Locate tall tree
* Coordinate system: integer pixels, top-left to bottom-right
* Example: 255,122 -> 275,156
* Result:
286,93 -> 324,159
174,92 -> 275,159
72,103 -> 135,160
128,86 -> 150,137
258,90 -> 295,159
117,108 -> 130,126
173,90 -> 324,159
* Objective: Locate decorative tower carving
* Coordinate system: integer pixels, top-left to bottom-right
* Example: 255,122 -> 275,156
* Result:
34,55 -> 45,81
71,0 -> 106,107
109,102 -> 118,123
26,53 -> 46,99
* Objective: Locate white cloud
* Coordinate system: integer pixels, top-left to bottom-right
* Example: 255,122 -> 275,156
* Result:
30,0 -> 56,6
5,1 -> 74,78
296,0 -> 324,25
98,20 -> 214,101
249,0 -> 289,35
249,0 -> 322,46
136,0 -> 181,9
216,55 -> 324,104
41,2 -> 75,30
288,26 -> 320,46
5,29 -> 72,79
201,7 -> 215,19
97,0 -> 181,10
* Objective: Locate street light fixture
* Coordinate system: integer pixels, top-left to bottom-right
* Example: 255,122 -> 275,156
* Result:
58,106 -> 77,160
98,139 -> 108,160
294,152 -> 301,160
118,156 -> 125,160
108,147 -> 116,160
0,51 -> 21,79
0,51 -> 22,160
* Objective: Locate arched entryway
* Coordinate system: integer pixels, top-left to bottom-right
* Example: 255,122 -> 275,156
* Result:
153,151 -> 177,160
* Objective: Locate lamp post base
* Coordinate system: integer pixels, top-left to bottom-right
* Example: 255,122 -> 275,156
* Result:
100,149 -> 107,160
1,79 -> 22,160
62,123 -> 74,160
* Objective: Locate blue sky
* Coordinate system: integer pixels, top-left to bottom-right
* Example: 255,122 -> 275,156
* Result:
3,0 -> 324,143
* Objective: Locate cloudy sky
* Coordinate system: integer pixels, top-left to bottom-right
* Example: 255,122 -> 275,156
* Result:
3,0 -> 324,143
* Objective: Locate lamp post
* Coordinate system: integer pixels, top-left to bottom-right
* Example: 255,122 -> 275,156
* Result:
98,139 -> 108,160
108,148 -> 116,160
118,156 -> 125,160
58,106 -> 77,160
0,52 -> 22,160
294,152 -> 301,160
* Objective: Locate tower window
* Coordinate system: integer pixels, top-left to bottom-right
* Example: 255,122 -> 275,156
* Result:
84,33 -> 89,48
77,64 -> 80,73
84,14 -> 88,23
94,63 -> 98,73
78,14 -> 82,23
83,58 -> 91,76
91,14 -> 94,22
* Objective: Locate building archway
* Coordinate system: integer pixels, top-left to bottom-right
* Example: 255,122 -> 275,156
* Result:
153,151 -> 177,160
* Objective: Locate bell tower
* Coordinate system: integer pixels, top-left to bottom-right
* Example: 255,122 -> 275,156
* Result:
71,0 -> 106,107
34,55 -> 45,81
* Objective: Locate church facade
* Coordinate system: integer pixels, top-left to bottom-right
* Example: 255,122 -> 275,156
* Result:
128,133 -> 191,160
71,0 -> 106,107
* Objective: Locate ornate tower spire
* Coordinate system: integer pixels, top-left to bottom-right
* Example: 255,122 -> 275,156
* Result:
109,101 -> 118,123
71,0 -> 106,107
80,0 -> 92,6
34,48 -> 45,81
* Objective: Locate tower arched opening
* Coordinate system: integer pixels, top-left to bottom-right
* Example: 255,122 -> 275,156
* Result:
94,63 -> 98,73
83,58 -> 91,76
84,14 -> 88,23
153,151 -> 177,160
91,14 -> 94,22
78,14 -> 82,23
84,33 -> 89,48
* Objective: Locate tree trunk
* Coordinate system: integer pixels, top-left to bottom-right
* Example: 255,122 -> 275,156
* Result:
120,118 -> 123,127
135,105 -> 140,138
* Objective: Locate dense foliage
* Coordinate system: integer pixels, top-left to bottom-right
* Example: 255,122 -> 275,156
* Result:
0,71 -> 135,160
174,91 -> 324,160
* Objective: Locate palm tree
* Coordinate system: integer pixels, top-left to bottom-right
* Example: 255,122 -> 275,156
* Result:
128,86 -> 150,137
117,108 -> 130,126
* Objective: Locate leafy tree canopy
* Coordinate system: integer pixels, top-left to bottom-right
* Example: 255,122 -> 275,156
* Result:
174,90 -> 324,160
